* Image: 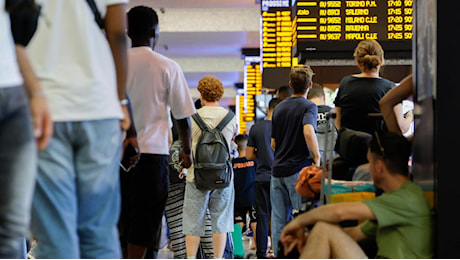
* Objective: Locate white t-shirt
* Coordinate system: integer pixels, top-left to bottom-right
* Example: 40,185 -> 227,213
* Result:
187,106 -> 239,183
0,2 -> 23,88
127,47 -> 196,155
26,0 -> 126,121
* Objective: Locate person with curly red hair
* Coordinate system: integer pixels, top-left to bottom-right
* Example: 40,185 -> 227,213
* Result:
183,75 -> 238,259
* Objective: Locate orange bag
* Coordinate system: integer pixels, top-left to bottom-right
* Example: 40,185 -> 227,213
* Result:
295,166 -> 326,198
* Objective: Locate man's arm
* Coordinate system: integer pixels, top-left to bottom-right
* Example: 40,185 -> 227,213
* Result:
246,146 -> 257,160
281,201 -> 375,250
15,45 -> 53,150
122,95 -> 140,166
176,117 -> 192,168
379,75 -> 413,135
271,138 -> 276,151
334,106 -> 341,130
105,4 -> 130,131
304,124 -> 320,167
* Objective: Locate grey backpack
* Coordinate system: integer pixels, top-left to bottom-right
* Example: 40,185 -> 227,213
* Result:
192,111 -> 235,190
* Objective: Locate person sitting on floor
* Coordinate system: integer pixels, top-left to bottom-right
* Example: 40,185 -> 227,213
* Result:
280,132 -> 433,259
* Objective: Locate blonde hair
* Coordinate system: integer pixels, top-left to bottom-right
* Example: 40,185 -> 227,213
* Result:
353,40 -> 384,73
197,75 -> 224,102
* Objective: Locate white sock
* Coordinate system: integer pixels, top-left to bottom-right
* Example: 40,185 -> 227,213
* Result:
187,256 -> 196,259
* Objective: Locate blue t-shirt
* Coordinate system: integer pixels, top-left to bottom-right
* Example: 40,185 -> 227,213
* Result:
247,119 -> 273,182
232,157 -> 256,208
271,96 -> 318,177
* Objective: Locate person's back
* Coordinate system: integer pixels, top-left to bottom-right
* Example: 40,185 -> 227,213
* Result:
247,97 -> 281,258
232,156 -> 256,206
183,75 -> 238,259
272,96 -> 317,176
27,0 -> 125,122
128,48 -> 193,153
270,66 -> 320,257
307,83 -> 337,161
335,75 -> 394,134
189,106 -> 237,181
247,120 -> 273,180
334,40 -> 395,134
121,6 -> 196,258
232,135 -> 256,209
26,1 -> 130,258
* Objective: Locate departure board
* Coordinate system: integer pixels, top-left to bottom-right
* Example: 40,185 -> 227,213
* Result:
292,0 -> 413,60
262,7 -> 293,68
239,58 -> 262,133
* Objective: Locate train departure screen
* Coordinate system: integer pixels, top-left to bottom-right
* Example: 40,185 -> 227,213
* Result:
294,0 -> 413,42
262,8 -> 293,68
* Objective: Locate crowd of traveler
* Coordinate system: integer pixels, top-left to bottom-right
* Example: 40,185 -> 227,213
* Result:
0,1 -> 432,259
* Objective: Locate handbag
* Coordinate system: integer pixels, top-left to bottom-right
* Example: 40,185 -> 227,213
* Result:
295,165 -> 326,199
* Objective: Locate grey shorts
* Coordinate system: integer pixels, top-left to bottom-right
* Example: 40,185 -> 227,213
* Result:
182,182 -> 234,236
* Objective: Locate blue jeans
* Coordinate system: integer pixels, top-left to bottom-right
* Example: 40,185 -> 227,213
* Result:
270,172 -> 302,257
31,120 -> 122,258
0,87 -> 36,259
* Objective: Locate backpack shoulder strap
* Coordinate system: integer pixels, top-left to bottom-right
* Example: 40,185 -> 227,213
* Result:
216,111 -> 235,131
86,0 -> 104,30
192,113 -> 209,131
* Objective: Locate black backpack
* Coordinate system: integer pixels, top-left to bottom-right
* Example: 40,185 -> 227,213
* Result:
192,111 -> 235,190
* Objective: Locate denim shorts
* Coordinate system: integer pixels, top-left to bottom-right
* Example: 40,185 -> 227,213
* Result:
182,182 -> 234,236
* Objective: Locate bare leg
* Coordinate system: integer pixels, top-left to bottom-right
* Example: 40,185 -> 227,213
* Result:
250,222 -> 257,250
300,222 -> 367,259
212,232 -> 227,258
185,235 -> 201,258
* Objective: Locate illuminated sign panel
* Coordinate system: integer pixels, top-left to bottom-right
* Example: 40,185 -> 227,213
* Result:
293,0 -> 413,59
239,58 -> 262,133
262,8 -> 293,68
261,0 -> 290,10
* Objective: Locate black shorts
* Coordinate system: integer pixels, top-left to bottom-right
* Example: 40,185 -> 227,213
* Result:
118,153 -> 169,250
234,205 -> 257,224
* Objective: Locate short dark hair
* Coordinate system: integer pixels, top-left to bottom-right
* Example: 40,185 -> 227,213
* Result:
307,83 -> 325,100
127,6 -> 158,41
276,86 -> 292,100
289,66 -> 314,94
268,98 -> 282,111
234,134 -> 248,151
368,132 -> 411,176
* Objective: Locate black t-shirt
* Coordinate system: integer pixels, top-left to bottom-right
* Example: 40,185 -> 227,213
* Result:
247,119 -> 273,182
232,157 -> 256,208
334,75 -> 395,134
271,96 -> 318,177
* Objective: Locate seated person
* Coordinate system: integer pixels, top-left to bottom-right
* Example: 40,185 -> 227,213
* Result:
280,132 -> 433,258
233,134 -> 257,250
